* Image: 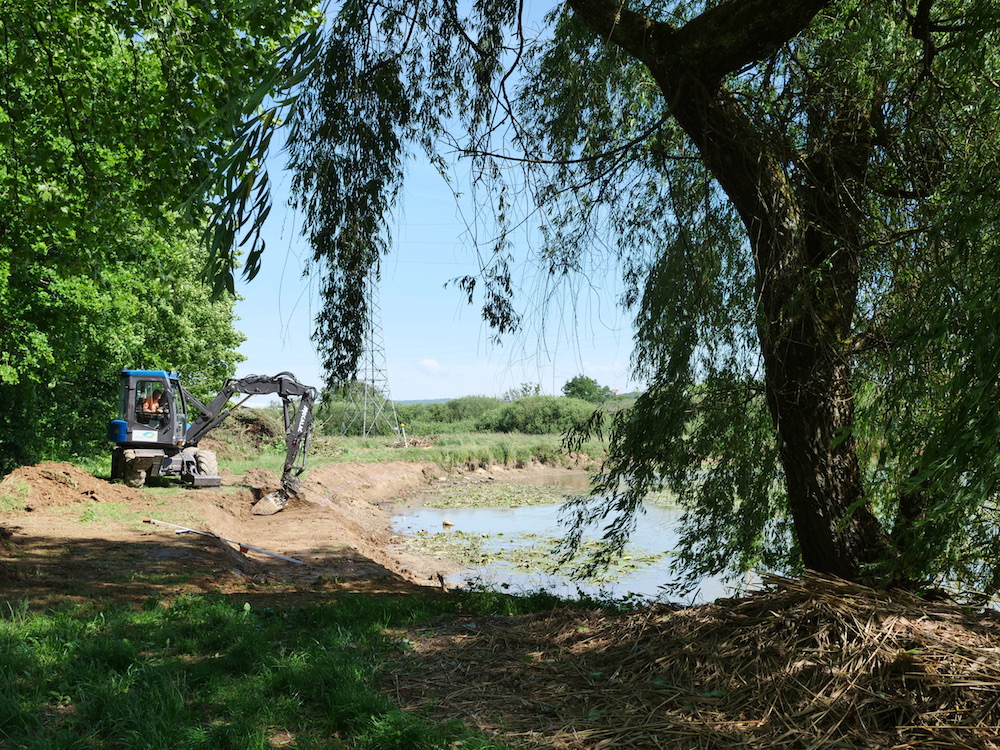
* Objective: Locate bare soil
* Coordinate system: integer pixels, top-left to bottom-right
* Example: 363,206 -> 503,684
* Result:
0,459 -> 572,608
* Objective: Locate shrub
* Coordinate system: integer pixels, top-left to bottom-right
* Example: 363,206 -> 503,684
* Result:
314,398 -> 347,436
476,396 -> 596,434
445,395 -> 503,421
394,401 -> 440,425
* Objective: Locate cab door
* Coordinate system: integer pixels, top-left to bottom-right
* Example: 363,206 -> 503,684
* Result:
120,375 -> 174,445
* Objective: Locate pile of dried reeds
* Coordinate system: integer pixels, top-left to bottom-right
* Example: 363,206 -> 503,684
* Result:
384,573 -> 1000,748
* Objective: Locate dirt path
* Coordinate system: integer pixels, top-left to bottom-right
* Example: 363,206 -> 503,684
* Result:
0,460 -> 572,608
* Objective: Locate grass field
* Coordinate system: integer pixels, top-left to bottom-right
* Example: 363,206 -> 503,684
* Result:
316,432 -> 605,470
0,588 -> 585,750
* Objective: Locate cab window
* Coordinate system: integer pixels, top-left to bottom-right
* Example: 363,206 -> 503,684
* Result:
134,380 -> 170,425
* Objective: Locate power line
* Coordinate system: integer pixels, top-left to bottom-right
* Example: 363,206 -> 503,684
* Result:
341,270 -> 402,439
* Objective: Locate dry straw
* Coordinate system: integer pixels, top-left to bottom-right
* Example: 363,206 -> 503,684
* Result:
383,572 -> 1000,748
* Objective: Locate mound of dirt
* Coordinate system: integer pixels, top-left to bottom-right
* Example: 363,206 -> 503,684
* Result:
0,462 -> 144,510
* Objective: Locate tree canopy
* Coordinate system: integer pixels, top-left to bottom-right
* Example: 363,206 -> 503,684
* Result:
562,375 -> 615,404
0,0 -> 318,470
286,0 -> 1000,594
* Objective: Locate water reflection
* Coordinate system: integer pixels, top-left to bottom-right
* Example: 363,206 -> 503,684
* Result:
393,501 -> 747,605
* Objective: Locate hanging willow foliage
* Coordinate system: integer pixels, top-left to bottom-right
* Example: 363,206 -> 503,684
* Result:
284,0 -> 1000,594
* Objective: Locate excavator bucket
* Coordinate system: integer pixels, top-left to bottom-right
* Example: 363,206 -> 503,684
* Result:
251,490 -> 288,516
250,474 -> 302,516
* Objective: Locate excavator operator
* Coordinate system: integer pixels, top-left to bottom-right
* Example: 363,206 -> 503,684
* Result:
140,389 -> 167,428
142,389 -> 164,414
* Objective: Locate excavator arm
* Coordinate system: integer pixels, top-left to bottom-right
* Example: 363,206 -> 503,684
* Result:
178,372 -> 318,514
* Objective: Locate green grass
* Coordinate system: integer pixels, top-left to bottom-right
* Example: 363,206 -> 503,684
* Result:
71,502 -> 144,526
221,449 -> 293,478
0,590 -> 588,750
215,431 -> 602,478
330,432 -> 605,470
99,486 -> 204,528
72,453 -> 112,480
0,479 -> 30,512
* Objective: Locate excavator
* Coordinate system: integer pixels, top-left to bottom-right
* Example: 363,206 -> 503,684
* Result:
107,370 -> 317,515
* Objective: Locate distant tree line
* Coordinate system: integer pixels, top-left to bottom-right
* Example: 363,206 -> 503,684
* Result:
315,376 -> 631,437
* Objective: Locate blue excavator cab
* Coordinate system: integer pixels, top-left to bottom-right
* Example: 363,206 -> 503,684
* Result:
107,370 -> 208,490
108,370 -> 188,449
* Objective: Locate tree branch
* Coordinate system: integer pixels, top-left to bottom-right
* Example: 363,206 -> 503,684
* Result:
454,114 -> 676,166
565,0 -> 834,86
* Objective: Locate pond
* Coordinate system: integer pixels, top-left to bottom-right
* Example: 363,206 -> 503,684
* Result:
393,499 -> 751,605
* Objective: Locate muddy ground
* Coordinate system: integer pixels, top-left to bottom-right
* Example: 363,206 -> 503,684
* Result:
0,459 -> 576,608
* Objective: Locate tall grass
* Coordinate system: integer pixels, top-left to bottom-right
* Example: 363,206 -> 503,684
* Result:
331,432 -> 605,470
0,590 -> 581,749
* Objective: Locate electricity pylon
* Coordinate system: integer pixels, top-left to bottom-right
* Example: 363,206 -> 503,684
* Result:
341,270 -> 402,439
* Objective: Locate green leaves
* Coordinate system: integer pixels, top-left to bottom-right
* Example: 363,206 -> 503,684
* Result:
287,0 -> 1000,592
562,375 -> 616,403
0,227 -> 245,472
0,0 -> 322,471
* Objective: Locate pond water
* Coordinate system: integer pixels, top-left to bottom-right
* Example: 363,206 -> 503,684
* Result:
393,501 -> 751,605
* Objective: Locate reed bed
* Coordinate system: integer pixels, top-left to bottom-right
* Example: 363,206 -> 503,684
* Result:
383,573 -> 1000,748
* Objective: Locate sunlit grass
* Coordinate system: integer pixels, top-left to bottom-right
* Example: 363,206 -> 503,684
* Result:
0,590 -> 594,749
0,478 -> 30,512
220,449 -> 291,477
331,432 -> 605,470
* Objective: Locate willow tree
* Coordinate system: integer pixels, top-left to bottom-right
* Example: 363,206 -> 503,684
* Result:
288,0 -> 1000,591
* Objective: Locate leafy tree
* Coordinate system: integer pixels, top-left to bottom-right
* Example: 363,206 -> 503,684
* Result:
0,229 -> 244,472
285,1 -> 1000,593
0,0 -> 319,291
500,383 -> 543,403
562,375 -> 615,404
0,0 -> 316,471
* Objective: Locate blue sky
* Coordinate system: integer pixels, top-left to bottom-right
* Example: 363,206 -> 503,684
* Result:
232,140 -> 643,403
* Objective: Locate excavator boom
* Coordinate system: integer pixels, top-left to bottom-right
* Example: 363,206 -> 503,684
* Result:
180,372 -> 317,514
